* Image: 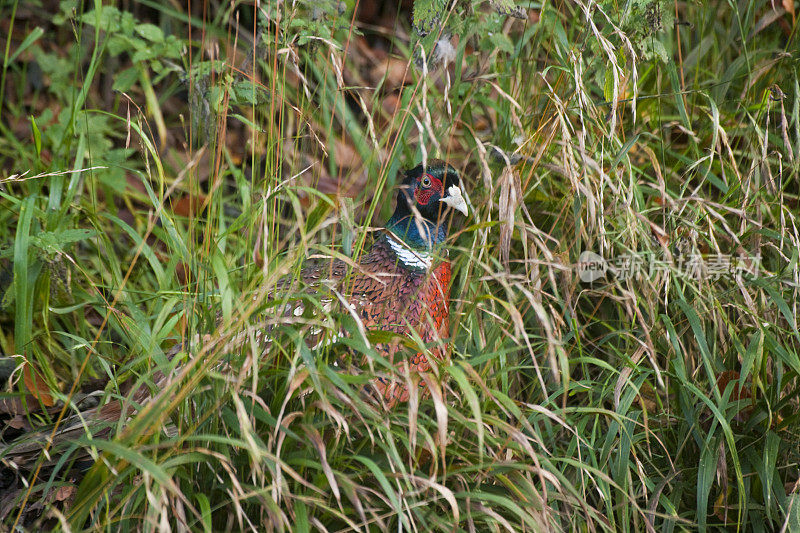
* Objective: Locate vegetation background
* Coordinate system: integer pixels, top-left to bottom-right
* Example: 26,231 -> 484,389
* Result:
0,0 -> 799,530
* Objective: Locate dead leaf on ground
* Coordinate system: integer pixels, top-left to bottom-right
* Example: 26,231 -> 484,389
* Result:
54,484 -> 77,502
171,193 -> 208,218
6,414 -> 29,430
23,362 -> 54,407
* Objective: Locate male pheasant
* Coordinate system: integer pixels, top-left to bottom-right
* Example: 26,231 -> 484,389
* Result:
287,159 -> 468,405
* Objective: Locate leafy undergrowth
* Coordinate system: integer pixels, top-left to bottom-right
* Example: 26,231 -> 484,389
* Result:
1,0 -> 799,530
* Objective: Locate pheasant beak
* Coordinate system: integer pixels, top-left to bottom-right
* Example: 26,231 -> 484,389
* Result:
440,185 -> 469,216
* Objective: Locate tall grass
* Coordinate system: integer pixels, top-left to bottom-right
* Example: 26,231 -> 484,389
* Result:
1,0 -> 799,530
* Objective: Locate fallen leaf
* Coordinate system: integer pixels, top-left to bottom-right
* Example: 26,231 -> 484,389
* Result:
55,484 -> 76,502
172,193 -> 208,218
23,362 -> 54,407
6,414 -> 28,430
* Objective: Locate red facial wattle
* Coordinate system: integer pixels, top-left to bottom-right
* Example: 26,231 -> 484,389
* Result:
414,174 -> 442,205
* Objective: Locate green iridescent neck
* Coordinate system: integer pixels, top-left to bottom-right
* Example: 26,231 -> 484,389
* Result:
385,215 -> 447,250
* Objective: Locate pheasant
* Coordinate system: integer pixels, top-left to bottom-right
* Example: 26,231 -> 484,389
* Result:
285,159 -> 468,405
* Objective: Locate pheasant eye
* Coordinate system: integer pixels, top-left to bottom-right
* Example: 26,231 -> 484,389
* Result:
421,175 -> 432,188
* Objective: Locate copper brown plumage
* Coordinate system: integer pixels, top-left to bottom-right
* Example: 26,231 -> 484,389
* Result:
282,159 -> 467,405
